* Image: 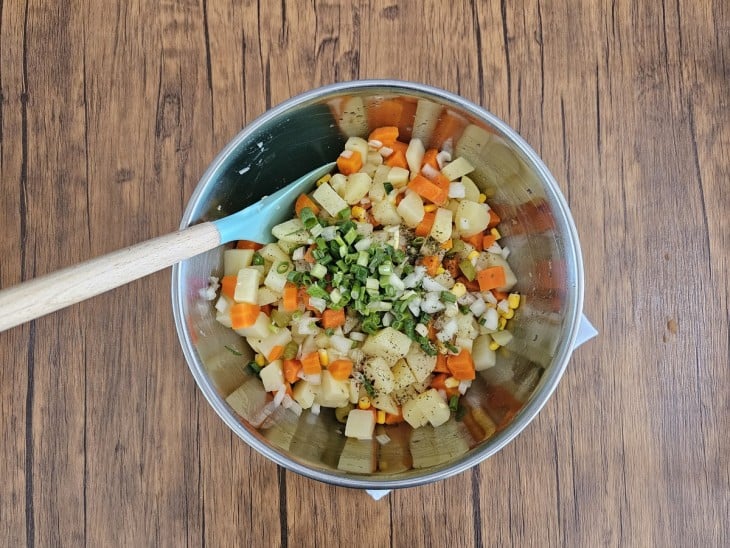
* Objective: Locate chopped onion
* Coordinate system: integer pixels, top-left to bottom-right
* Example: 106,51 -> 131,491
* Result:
356,222 -> 374,236
415,323 -> 429,337
441,138 -> 453,154
487,242 -> 502,254
501,246 -> 511,259
436,150 -> 452,168
458,380 -> 472,395
339,150 -> 353,159
403,265 -> 427,288
483,308 -> 499,331
437,318 -> 458,341
422,276 -> 447,292
379,146 -> 394,158
497,299 -> 510,314
274,387 -> 287,406
291,246 -> 306,261
457,292 -> 476,306
320,225 -> 338,241
368,139 -> 383,148
443,302 -> 459,317
421,163 -> 440,180
309,296 -> 327,313
389,273 -> 405,291
354,237 -> 372,251
382,312 -> 393,327
469,298 -> 487,316
484,291 -> 498,305
215,296 -> 229,313
303,373 -> 321,385
349,331 -> 366,342
421,292 -> 445,314
311,403 -> 321,415
330,334 -> 353,353
448,182 -> 465,198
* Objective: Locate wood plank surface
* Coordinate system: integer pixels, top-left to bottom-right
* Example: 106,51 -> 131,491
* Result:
0,1 -> 727,546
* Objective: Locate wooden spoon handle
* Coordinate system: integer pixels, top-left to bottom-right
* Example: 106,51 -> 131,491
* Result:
0,222 -> 221,332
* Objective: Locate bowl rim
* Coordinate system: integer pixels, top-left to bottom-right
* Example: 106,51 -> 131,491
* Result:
172,79 -> 585,489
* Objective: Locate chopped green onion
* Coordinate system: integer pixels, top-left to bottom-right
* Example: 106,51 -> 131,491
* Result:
338,207 -> 351,219
310,263 -> 327,279
449,395 -> 459,412
412,236 -> 425,247
378,262 -> 393,276
360,376 -> 376,398
276,262 -> 290,274
252,252 -> 264,265
445,341 -> 460,353
455,404 -> 467,421
307,285 -> 329,299
283,341 -> 299,360
440,291 -> 457,303
299,207 -> 318,229
383,182 -> 393,193
247,361 -> 262,375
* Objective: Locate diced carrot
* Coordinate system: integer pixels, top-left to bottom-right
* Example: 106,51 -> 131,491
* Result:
407,174 -> 448,205
446,349 -> 476,381
440,238 -> 453,250
268,345 -> 285,362
415,211 -> 436,237
283,359 -> 302,384
389,140 -> 408,155
477,266 -> 507,291
488,209 -> 501,229
384,407 -> 404,424
420,255 -> 441,277
282,282 -> 299,312
434,353 -> 450,373
321,308 -> 346,329
337,150 -> 363,175
220,275 -> 237,299
368,126 -> 399,146
461,232 -> 483,251
229,303 -> 260,329
236,240 -> 263,250
301,352 -> 322,375
421,148 -> 439,170
295,193 -> 320,217
491,289 -> 509,301
384,148 -> 408,169
328,359 -> 353,381
442,256 -> 460,279
430,372 -> 459,396
430,109 -> 469,150
427,319 -> 437,341
482,234 -> 497,249
303,244 -> 316,264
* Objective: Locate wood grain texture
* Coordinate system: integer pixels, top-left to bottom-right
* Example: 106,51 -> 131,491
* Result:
0,1 -> 727,546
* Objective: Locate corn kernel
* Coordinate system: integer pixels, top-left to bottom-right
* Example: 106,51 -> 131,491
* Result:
436,266 -> 446,275
451,282 -> 467,298
498,317 -> 507,330
508,293 -> 521,309
318,348 -> 329,366
376,410 -> 386,424
478,193 -> 487,203
351,205 -> 366,219
489,341 -> 500,351
358,396 -> 371,410
491,227 -> 501,240
423,204 -> 437,212
467,250 -> 480,260
444,377 -> 460,388
503,308 -> 515,319
316,173 -> 331,187
255,354 -> 266,366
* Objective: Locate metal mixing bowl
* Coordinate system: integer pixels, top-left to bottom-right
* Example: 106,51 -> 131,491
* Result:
172,80 -> 584,489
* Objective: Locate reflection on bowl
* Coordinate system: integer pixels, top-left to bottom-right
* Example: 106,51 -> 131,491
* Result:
172,81 -> 583,489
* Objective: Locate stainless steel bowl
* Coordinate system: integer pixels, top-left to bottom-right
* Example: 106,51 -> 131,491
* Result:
172,80 -> 584,489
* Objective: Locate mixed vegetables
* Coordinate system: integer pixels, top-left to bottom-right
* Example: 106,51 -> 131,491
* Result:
210,126 -> 521,440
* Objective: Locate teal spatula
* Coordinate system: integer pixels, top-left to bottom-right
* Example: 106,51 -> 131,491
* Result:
0,162 -> 335,332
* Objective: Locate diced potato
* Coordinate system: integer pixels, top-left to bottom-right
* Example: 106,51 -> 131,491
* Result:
454,336 -> 474,353
455,200 -> 490,237
225,377 -> 268,424
472,334 -> 497,370
256,286 -> 280,306
256,328 -> 292,360
432,271 -> 455,289
259,360 -> 285,392
387,166 -> 410,188
215,295 -> 233,327
429,207 -> 453,243
363,357 -> 396,394
366,150 -> 383,166
441,156 -> 474,181
460,175 -> 481,202
412,99 -> 442,143
313,181 -> 349,216
315,370 -> 350,408
234,311 -> 271,338
335,96 -> 368,137
344,409 -> 376,439
405,343 -> 437,382
396,191 -> 425,228
372,164 -> 391,187
234,267 -> 261,303
372,392 -> 399,415
342,172 -> 372,204
401,396 -> 428,428
371,199 -> 401,226
263,263 -> 290,294
361,327 -> 413,363
455,313 -> 479,339
271,218 -> 309,244
369,180 -> 387,202
392,359 -> 417,391
345,136 -> 369,162
405,138 -> 425,177
491,330 -> 513,346
330,173 -> 347,194
259,243 -> 290,265
224,249 -> 254,276
292,380 -> 318,409
349,378 -> 361,404
418,389 -> 451,427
